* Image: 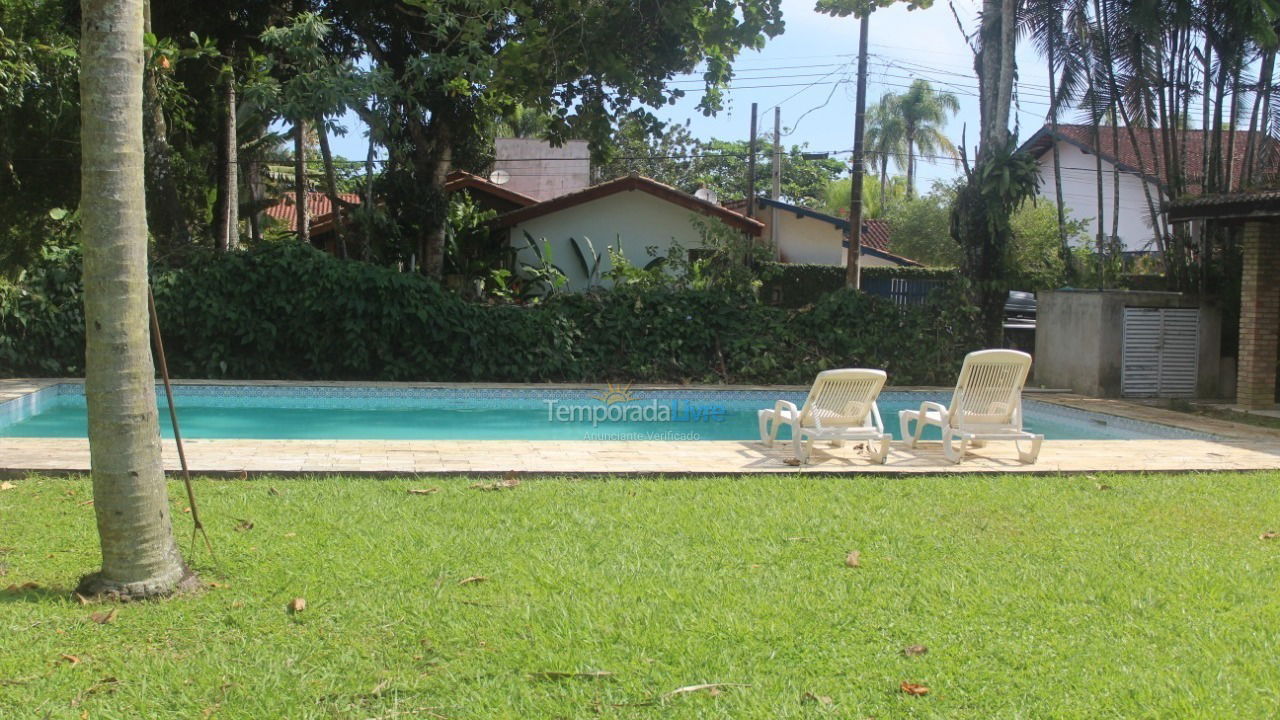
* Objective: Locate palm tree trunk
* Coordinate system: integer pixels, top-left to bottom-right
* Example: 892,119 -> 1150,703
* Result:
214,65 -> 238,251
1046,34 -> 1073,277
905,131 -> 916,198
1225,79 -> 1241,192
878,156 -> 888,209
294,120 -> 309,245
316,120 -> 348,259
363,125 -> 376,260
141,0 -> 188,252
78,0 -> 193,599
1242,50 -> 1274,187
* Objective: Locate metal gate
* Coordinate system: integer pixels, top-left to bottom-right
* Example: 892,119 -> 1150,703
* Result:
1121,307 -> 1199,397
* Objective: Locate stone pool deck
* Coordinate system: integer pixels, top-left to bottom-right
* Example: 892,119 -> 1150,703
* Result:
3,379 -> 1280,475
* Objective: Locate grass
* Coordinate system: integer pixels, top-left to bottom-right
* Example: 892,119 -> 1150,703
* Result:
2,471 -> 1280,719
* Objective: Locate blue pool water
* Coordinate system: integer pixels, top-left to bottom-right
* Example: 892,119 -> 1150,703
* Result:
0,384 -> 1210,442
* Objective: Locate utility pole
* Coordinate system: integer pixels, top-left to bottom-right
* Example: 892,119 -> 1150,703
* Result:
771,106 -> 782,258
747,102 -> 758,218
845,12 -> 870,290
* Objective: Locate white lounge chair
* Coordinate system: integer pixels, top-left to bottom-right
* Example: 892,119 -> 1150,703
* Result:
758,368 -> 891,464
898,349 -> 1043,464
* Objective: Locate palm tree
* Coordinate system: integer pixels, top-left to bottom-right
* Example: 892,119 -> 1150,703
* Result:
897,79 -> 959,197
78,0 -> 193,598
822,173 -> 908,219
864,93 -> 907,208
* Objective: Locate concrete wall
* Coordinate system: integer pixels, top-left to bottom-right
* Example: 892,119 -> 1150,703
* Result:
764,207 -> 901,268
1035,142 -> 1165,253
509,190 -> 720,291
1035,290 -> 1221,398
493,138 -> 590,201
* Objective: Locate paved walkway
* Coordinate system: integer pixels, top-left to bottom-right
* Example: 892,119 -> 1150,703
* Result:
3,379 -> 1279,475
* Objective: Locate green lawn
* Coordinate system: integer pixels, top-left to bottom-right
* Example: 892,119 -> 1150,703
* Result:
2,472 -> 1279,719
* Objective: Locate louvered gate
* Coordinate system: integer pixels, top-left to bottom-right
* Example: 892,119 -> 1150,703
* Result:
1121,307 -> 1199,397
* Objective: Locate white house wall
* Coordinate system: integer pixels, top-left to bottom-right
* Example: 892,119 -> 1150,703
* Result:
510,191 -> 721,291
768,208 -> 900,267
1035,141 -> 1165,253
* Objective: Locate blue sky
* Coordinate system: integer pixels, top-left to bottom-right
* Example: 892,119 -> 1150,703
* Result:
326,0 -> 1055,192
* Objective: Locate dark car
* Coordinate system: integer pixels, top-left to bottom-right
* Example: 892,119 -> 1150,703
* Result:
1004,290 -> 1037,324
1003,291 -> 1036,353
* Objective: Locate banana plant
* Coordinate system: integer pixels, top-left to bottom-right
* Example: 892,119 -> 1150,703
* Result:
518,230 -> 567,299
569,235 -> 603,288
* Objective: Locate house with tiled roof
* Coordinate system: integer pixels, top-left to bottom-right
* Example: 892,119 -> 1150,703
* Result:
263,191 -> 362,255
489,174 -> 766,291
1018,124 -> 1279,253
725,196 -> 920,268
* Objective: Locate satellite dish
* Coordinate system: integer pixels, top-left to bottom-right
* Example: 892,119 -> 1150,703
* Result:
694,187 -> 718,204
488,169 -> 511,185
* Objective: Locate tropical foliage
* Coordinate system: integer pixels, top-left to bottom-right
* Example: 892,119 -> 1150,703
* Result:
0,244 -> 981,386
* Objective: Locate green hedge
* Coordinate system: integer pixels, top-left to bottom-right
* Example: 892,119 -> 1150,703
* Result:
0,245 -> 982,386
760,262 -> 957,307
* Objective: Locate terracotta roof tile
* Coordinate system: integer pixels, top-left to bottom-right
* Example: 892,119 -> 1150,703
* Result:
264,192 -> 362,233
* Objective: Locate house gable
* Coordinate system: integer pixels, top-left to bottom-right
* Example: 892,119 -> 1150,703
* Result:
492,175 -> 764,236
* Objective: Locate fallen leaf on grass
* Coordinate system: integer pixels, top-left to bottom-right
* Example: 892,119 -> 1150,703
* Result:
182,507 -> 191,514
470,473 -> 521,491
0,481 -> 14,490
529,670 -> 615,680
267,487 -> 281,496
900,681 -> 929,696
60,654 -> 80,665
5,582 -> 40,593
800,691 -> 832,705
845,551 -> 861,568
902,645 -> 928,657
458,576 -> 487,586
233,520 -> 254,532
70,676 -> 118,706
287,597 -> 306,614
1261,531 -> 1279,540
88,609 -> 117,625
663,682 -> 750,699
79,499 -> 94,506
206,582 -> 228,589
408,488 -> 441,495
1096,484 -> 1112,491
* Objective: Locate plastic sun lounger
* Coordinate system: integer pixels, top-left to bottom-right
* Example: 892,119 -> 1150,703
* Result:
898,349 -> 1043,464
758,368 -> 891,464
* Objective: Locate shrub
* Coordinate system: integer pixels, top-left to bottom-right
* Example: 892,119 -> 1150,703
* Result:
0,244 -> 982,386
759,263 -> 957,308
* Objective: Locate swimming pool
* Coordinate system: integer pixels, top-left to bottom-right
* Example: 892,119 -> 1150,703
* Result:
0,383 -> 1212,442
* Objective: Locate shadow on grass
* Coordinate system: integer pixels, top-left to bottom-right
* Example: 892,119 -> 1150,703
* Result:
0,583 -> 75,604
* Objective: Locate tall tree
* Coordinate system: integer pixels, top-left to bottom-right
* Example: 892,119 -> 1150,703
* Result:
77,0 -> 194,599
864,93 -> 907,208
895,79 -> 959,196
328,0 -> 786,279
1023,0 -> 1080,279
950,0 -> 1035,346
249,12 -> 366,249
